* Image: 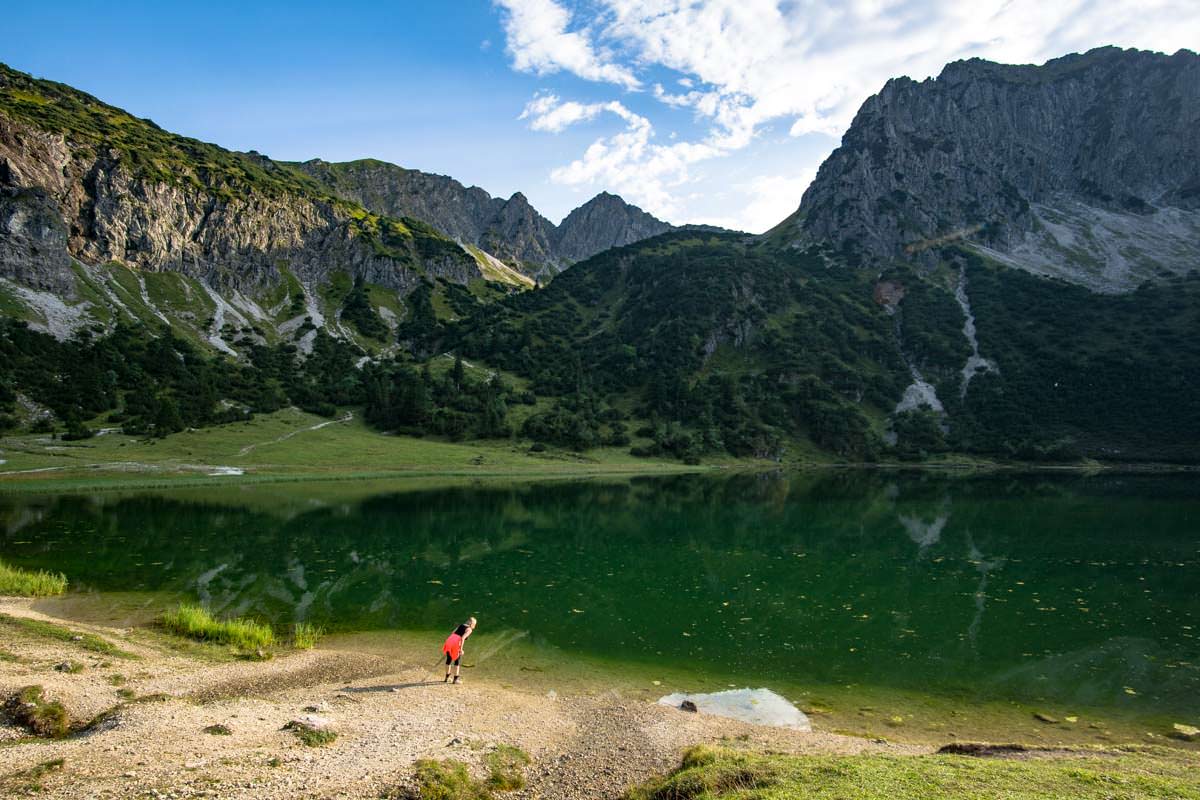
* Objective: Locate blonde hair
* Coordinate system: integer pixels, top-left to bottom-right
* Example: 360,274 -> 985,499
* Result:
467,617 -> 477,627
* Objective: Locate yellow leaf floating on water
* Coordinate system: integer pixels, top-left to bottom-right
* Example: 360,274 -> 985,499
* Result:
570,608 -> 584,614
1065,716 -> 1079,723
427,580 -> 443,585
1124,687 -> 1138,695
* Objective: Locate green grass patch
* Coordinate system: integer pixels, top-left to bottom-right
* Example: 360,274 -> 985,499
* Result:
159,603 -> 275,651
287,723 -> 337,747
0,559 -> 67,596
0,613 -> 134,657
0,282 -> 34,321
4,686 -> 70,738
291,621 -> 324,650
625,745 -> 1200,800
486,745 -> 531,792
409,759 -> 490,800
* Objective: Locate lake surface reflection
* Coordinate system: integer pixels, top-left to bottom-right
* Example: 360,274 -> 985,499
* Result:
2,472 -> 1197,718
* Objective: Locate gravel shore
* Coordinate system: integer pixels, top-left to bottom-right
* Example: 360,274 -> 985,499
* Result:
0,599 -> 921,799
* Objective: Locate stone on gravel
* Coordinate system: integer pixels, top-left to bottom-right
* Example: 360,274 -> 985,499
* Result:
283,714 -> 332,732
1171,723 -> 1199,741
679,700 -> 698,713
1033,712 -> 1059,724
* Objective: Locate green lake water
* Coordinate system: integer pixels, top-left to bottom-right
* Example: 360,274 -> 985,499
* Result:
2,472 -> 1198,740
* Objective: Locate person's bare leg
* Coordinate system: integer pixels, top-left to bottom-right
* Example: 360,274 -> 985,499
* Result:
444,660 -> 451,682
453,662 -> 461,683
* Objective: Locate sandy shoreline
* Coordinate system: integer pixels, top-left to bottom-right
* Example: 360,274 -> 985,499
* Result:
0,599 -> 921,799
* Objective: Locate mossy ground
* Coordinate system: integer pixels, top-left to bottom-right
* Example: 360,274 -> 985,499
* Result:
4,685 -> 70,738
0,613 -> 134,658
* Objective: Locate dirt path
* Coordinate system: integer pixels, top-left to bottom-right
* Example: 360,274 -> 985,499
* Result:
236,411 -> 354,457
0,600 -> 922,799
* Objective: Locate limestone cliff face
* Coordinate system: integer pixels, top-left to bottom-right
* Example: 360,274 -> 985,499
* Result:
296,160 -> 675,274
0,65 -> 478,307
783,47 -> 1200,291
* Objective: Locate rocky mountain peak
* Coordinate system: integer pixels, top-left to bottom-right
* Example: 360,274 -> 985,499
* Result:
781,46 -> 1200,291
554,192 -> 674,264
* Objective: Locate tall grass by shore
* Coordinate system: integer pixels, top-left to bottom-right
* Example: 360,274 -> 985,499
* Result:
291,621 -> 324,649
0,560 -> 67,597
160,604 -> 275,651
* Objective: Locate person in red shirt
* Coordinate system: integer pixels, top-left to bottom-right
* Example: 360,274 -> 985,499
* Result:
442,617 -> 476,684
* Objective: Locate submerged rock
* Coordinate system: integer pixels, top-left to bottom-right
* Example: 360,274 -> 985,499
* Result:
679,700 -> 698,713
657,688 -> 811,731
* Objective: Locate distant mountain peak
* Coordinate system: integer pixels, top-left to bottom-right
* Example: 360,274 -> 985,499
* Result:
295,160 -> 675,275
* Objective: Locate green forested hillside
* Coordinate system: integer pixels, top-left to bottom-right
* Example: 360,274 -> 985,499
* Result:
7,230 -> 1196,465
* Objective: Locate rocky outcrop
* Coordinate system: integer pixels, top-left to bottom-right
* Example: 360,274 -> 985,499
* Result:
781,46 -> 1200,291
296,160 -> 675,274
0,64 -> 479,307
0,185 -> 72,294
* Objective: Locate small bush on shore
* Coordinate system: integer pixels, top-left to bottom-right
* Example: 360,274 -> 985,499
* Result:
292,621 -> 324,649
486,745 -> 531,791
410,759 -> 490,800
160,603 -> 275,651
288,724 -> 337,747
0,559 -> 67,596
5,685 -> 71,738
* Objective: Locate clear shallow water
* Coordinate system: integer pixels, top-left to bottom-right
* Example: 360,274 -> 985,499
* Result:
2,472 -> 1198,727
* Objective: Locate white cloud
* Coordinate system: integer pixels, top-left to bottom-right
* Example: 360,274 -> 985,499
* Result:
494,0 -> 640,90
519,93 -> 645,133
502,0 -> 1200,227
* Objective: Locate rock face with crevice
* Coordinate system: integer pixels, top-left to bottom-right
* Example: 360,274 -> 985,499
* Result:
781,46 -> 1200,291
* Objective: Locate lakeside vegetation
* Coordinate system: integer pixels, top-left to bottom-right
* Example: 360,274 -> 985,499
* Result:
160,603 -> 276,651
0,559 -> 67,596
626,744 -> 1200,800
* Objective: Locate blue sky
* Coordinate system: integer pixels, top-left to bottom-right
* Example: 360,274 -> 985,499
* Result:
5,1 -> 1199,231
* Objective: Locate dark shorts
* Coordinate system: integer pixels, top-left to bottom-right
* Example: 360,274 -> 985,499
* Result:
445,653 -> 461,666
